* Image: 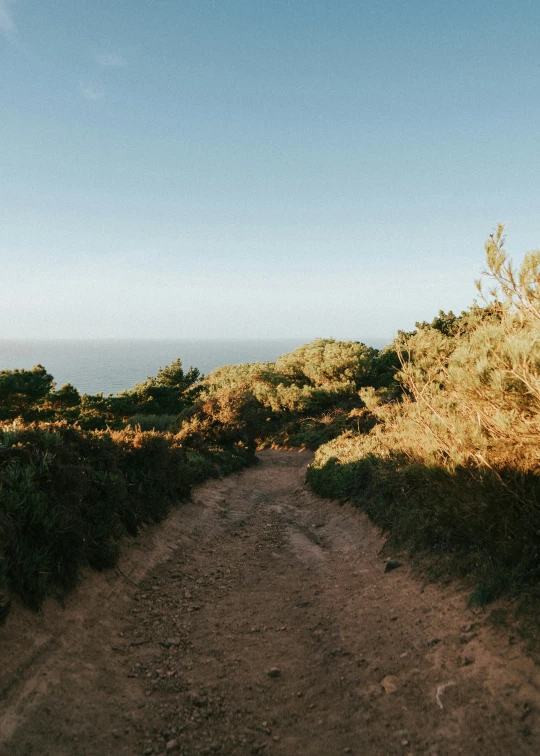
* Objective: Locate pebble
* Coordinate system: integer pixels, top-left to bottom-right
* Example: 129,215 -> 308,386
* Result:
267,667 -> 281,678
381,675 -> 399,694
384,561 -> 403,573
160,638 -> 182,648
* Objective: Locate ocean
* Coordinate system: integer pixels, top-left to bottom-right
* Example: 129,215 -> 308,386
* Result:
0,338 -> 384,396
0,338 -> 389,395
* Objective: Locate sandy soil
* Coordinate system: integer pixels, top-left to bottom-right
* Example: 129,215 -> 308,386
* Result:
1,448 -> 539,755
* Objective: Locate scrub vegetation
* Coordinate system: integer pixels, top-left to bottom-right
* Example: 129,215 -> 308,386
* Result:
1,227 -> 540,620
0,362 -> 256,611
308,226 -> 540,610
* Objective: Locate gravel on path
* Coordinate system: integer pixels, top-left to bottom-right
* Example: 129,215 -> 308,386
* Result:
1,449 -> 539,755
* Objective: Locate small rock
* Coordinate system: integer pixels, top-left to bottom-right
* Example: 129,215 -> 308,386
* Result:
166,740 -> 178,751
267,667 -> 281,678
143,748 -> 154,755
458,655 -> 475,666
160,638 -> 181,649
427,637 -> 442,647
384,561 -> 403,573
381,675 -> 399,694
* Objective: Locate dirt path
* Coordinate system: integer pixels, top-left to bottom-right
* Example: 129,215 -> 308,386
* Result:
1,449 -> 539,755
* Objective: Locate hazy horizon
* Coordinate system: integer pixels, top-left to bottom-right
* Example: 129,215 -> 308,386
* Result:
1,336 -> 396,394
0,335 -> 391,347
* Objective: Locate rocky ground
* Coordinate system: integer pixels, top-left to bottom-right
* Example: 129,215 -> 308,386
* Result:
1,449 -> 539,755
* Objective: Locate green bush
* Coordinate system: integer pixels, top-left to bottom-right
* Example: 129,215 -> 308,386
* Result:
125,414 -> 178,432
117,358 -> 202,416
200,338 -> 393,446
0,365 -> 55,421
0,416 -> 256,610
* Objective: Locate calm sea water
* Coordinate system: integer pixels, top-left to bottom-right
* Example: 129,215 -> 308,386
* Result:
0,338 -> 388,395
0,339 -> 314,395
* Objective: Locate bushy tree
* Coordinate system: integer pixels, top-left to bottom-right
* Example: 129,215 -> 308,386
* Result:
51,383 -> 81,408
0,365 -> 54,420
118,358 -> 201,416
275,338 -> 377,387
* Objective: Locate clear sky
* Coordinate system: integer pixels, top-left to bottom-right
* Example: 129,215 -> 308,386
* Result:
1,0 -> 539,343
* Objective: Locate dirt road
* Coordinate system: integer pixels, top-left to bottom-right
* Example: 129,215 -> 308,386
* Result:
1,449 -> 539,755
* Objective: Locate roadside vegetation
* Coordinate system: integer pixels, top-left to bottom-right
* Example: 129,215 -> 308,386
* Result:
308,226 -> 540,613
0,362 -> 257,612
2,226 -> 539,623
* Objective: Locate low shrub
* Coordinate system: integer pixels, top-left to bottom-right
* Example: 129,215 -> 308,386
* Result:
0,418 -> 256,610
125,414 -> 178,432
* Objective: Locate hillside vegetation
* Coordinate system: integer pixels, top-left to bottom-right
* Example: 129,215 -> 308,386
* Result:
1,226 -> 539,620
308,226 -> 540,608
0,364 -> 257,611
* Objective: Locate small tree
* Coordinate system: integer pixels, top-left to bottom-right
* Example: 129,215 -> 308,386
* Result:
52,383 -> 81,408
118,359 -> 202,415
478,223 -> 540,323
0,365 -> 55,420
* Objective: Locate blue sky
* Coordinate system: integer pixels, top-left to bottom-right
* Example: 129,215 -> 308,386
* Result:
1,0 -> 539,343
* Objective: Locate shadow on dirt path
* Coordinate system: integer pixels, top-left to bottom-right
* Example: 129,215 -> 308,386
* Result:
1,449 -> 539,755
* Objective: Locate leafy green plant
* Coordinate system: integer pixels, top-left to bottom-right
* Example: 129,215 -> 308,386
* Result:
0,365 -> 55,420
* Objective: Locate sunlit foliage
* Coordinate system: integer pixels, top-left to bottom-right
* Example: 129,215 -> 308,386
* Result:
309,229 -> 540,605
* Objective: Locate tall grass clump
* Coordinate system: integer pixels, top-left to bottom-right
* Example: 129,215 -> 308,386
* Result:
308,227 -> 540,605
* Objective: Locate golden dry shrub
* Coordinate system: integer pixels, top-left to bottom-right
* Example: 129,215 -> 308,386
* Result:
309,229 -> 540,603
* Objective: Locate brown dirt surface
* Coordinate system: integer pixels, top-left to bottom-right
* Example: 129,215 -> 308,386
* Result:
1,448 -> 539,755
